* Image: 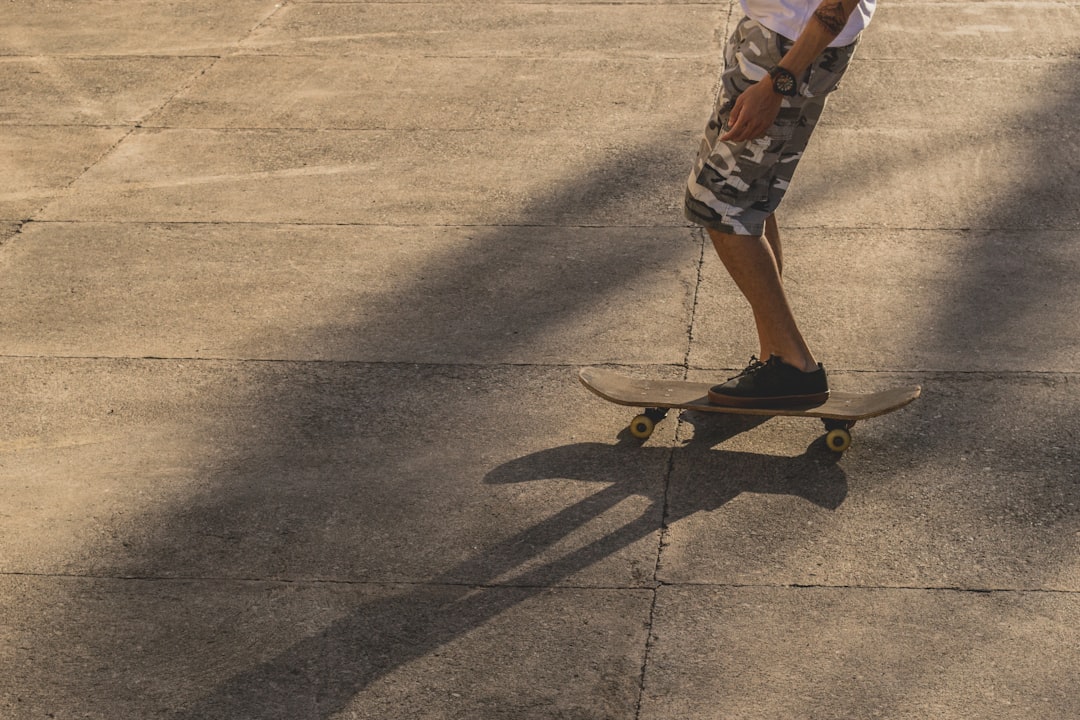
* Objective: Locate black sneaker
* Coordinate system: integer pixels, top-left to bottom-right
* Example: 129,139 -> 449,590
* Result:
708,355 -> 829,408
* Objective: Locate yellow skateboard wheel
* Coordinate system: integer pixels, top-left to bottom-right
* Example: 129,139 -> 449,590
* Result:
629,414 -> 655,440
825,428 -> 852,453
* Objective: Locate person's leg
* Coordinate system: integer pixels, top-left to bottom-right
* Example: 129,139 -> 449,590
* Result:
707,223 -> 828,407
764,213 -> 782,277
683,20 -> 859,405
707,226 -> 816,372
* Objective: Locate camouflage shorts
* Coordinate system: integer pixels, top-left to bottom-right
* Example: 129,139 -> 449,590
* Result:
684,16 -> 858,236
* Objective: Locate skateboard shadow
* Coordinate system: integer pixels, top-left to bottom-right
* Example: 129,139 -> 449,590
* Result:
674,409 -> 772,446
485,439 -> 848,512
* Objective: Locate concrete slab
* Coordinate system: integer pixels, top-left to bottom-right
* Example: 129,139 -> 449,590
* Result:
864,1 -> 1080,60
0,126 -> 126,220
690,229 -> 1080,373
0,56 -> 210,126
0,222 -> 697,364
782,125 -> 1080,230
239,3 -> 724,58
149,55 -> 712,131
1,575 -> 651,719
659,372 -> 1080,592
826,58 -> 1080,131
641,585 -> 1080,720
838,2 -> 1080,131
0,0 -> 282,56
38,127 -> 695,226
0,360 -> 668,587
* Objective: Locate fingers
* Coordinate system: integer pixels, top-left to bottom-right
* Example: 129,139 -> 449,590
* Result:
725,97 -> 743,133
719,96 -> 746,142
720,123 -> 749,143
719,80 -> 782,142
721,114 -> 765,143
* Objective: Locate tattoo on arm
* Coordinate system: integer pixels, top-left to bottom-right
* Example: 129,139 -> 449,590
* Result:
813,1 -> 850,36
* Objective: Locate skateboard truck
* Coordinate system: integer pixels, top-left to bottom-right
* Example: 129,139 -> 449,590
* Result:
628,407 -> 854,451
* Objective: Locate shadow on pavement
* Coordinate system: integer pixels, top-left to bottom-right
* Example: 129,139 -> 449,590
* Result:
168,439 -> 844,719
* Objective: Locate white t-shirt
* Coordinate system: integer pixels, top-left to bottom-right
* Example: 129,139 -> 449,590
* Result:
740,0 -> 876,47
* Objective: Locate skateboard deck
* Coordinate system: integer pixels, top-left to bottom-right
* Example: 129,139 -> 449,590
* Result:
579,367 -> 921,452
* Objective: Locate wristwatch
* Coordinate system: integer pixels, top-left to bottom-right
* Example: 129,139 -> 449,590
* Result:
769,66 -> 798,97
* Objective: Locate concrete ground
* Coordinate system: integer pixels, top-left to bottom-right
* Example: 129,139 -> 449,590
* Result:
2,1 -> 1078,718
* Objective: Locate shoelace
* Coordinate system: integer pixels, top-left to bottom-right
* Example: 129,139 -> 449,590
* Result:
730,355 -> 766,380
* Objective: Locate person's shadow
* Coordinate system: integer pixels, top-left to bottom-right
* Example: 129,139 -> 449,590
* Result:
171,412 -> 845,719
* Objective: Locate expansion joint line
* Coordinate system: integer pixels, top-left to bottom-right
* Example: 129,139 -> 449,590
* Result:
680,226 -> 709,380
635,414 -> 691,713
630,224 -> 715,717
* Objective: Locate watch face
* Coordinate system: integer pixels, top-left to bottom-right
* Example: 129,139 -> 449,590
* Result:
772,69 -> 797,96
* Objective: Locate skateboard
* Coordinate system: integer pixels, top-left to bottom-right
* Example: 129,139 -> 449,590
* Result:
579,367 -> 921,453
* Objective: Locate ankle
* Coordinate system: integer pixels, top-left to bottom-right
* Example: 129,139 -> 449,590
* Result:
766,354 -> 819,373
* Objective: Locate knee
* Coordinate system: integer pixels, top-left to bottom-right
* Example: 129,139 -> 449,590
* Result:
707,227 -> 757,248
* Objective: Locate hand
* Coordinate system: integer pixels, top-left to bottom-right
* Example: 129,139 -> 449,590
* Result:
719,78 -> 784,143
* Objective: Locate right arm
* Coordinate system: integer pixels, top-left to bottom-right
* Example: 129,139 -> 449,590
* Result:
721,0 -> 863,142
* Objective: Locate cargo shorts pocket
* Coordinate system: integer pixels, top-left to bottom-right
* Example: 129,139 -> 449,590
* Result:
804,41 -> 858,98
709,106 -> 801,205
